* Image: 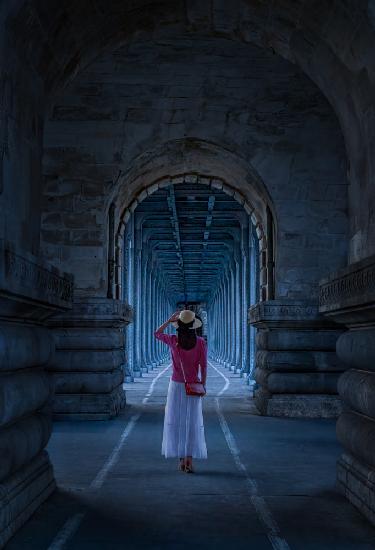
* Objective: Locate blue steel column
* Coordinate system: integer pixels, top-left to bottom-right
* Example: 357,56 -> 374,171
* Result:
140,244 -> 148,373
128,214 -> 136,379
151,274 -> 157,366
215,291 -> 219,360
220,282 -> 225,363
149,269 -> 155,366
224,270 -> 230,367
134,223 -> 143,377
155,280 -> 159,364
229,264 -> 236,370
228,268 -> 234,369
241,221 -> 250,377
217,286 -> 220,362
156,280 -> 161,364
214,290 -> 219,360
249,224 -> 258,381
123,218 -> 134,382
234,246 -> 242,372
146,265 -> 153,367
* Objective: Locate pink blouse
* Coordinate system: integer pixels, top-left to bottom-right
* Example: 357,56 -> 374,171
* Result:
154,332 -> 207,384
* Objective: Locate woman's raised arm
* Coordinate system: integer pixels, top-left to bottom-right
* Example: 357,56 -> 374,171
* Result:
155,311 -> 180,334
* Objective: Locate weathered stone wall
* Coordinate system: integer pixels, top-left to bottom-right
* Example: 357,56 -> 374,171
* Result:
0,5 -> 46,258
41,36 -> 348,300
319,255 -> 375,525
250,300 -> 345,418
47,297 -> 132,420
3,1 -> 374,265
0,240 -> 73,546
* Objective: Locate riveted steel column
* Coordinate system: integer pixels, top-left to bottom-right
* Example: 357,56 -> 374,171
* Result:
140,245 -> 148,373
234,247 -> 242,372
220,282 -> 225,363
219,281 -> 224,363
128,214 -> 136,379
229,264 -> 236,370
123,218 -> 134,382
225,270 -> 231,367
241,222 -> 250,377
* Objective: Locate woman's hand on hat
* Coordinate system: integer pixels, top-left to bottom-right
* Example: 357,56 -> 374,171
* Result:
168,311 -> 180,323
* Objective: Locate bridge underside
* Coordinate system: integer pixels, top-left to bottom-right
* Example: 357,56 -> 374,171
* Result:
2,1 -> 375,545
124,181 -> 258,379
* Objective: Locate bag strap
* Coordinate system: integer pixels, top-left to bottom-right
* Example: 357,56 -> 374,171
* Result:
176,345 -> 187,384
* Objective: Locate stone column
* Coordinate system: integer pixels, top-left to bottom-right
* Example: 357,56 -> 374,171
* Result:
0,241 -> 73,546
319,255 -> 375,525
249,300 -> 344,417
48,297 -> 133,420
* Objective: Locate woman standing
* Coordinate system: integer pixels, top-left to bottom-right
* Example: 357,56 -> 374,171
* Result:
154,309 -> 207,473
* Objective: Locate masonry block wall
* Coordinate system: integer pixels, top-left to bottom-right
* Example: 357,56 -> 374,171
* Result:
41,36 -> 348,302
1,1 -> 375,537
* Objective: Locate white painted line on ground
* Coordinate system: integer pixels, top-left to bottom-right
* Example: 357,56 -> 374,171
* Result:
90,412 -> 141,490
143,364 -> 170,404
47,513 -> 86,550
47,364 -> 170,550
210,361 -> 291,550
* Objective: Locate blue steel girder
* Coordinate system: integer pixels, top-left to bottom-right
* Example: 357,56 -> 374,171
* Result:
130,183 -> 251,303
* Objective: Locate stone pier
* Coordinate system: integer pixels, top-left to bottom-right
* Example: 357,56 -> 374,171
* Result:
47,298 -> 133,420
0,240 -> 73,547
249,300 -> 345,417
320,255 -> 375,525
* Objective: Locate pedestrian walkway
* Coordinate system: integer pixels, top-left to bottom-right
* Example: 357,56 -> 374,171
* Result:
7,363 -> 375,549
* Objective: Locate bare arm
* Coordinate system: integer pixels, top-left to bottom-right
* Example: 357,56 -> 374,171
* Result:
155,311 -> 180,334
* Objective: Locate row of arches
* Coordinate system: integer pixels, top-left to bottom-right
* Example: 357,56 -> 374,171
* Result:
119,175 -> 264,381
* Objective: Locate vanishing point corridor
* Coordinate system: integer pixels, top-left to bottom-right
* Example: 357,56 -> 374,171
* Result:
7,361 -> 375,550
3,2 -> 375,548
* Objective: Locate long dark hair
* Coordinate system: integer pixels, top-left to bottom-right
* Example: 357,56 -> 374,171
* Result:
177,319 -> 197,350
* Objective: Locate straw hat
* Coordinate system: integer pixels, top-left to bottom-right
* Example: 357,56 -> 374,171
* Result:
172,309 -> 202,329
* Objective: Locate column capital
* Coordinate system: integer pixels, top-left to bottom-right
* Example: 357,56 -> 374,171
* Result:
249,299 -> 338,329
319,254 -> 375,326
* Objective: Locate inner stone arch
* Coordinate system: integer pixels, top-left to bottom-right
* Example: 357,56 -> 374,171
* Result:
115,174 -> 262,381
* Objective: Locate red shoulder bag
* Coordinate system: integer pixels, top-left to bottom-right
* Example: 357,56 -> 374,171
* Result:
176,345 -> 206,397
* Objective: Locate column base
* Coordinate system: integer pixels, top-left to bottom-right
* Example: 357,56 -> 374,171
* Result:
337,453 -> 375,526
53,385 -> 126,420
254,387 -> 343,418
0,451 -> 55,548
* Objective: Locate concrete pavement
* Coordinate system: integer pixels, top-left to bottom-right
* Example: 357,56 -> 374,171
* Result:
6,362 -> 375,549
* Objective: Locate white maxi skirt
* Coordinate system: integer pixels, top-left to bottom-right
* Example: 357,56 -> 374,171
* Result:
162,380 -> 207,459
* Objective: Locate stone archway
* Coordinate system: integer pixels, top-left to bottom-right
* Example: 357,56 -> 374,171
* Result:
107,139 -> 275,304
114,172 -> 263,381
112,171 -> 271,302
3,3 -> 375,544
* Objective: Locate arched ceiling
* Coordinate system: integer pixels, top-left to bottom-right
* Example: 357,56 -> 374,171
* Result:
5,0 -> 374,262
6,0 -> 375,102
132,181 -> 249,303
